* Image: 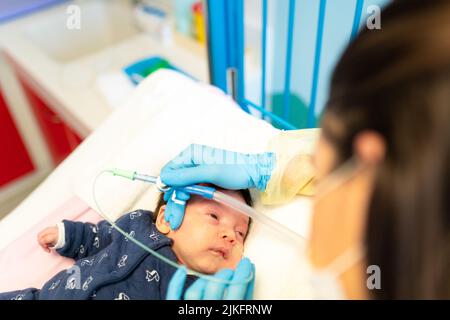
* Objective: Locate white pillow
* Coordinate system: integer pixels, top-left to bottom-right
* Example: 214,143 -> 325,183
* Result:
74,69 -> 317,299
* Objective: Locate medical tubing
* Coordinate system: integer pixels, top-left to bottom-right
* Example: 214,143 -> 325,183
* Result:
93,170 -> 253,286
213,191 -> 305,245
111,168 -> 158,184
111,168 -> 215,198
111,168 -> 304,244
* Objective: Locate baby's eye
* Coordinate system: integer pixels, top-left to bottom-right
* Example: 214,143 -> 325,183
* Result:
236,231 -> 245,238
209,213 -> 219,220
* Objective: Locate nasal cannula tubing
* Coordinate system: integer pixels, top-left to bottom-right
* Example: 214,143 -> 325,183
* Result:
92,170 -> 252,286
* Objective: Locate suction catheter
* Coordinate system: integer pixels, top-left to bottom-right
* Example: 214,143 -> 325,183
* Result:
108,168 -> 305,246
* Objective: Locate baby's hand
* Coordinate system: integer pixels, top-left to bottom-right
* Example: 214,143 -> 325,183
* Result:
37,226 -> 59,253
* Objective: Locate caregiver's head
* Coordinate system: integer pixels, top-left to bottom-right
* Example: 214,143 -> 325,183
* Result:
313,0 -> 450,299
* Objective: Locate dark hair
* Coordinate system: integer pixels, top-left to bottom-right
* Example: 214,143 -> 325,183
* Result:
153,188 -> 253,239
324,0 -> 450,299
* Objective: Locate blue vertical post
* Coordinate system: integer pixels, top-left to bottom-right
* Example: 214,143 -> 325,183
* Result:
206,0 -> 228,92
308,0 -> 326,128
261,0 -> 268,118
350,0 -> 364,41
206,0 -> 247,111
233,0 -> 245,107
283,0 -> 296,120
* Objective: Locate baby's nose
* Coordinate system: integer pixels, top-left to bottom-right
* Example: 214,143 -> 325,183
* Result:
221,230 -> 236,244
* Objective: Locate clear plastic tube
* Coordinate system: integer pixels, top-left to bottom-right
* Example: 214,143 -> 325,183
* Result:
212,191 -> 305,246
110,168 -> 306,245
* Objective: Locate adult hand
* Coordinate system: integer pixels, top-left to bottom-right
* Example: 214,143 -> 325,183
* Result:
161,144 -> 275,229
166,257 -> 255,300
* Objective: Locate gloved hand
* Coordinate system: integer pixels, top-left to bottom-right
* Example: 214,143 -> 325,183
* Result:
163,188 -> 190,230
161,144 -> 275,229
166,257 -> 255,300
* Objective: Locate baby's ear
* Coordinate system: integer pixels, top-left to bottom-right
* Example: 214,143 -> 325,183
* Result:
155,205 -> 171,234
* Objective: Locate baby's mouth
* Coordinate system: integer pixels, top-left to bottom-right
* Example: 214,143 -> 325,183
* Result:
209,247 -> 229,259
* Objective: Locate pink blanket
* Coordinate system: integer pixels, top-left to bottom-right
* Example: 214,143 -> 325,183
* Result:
0,197 -> 102,292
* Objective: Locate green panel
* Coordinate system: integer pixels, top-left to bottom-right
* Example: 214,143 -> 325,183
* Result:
271,93 -> 319,129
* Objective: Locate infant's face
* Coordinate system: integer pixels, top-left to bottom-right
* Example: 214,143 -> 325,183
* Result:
163,190 -> 249,274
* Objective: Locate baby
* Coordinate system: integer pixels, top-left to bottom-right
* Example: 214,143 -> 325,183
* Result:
0,187 -> 252,300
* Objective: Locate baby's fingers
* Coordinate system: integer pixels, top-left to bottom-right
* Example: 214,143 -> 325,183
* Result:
37,234 -> 51,252
38,227 -> 54,239
39,243 -> 51,253
37,232 -> 57,251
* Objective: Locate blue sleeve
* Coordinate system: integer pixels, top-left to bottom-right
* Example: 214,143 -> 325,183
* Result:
56,216 -> 129,260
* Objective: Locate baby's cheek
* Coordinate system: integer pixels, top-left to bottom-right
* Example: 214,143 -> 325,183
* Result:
225,244 -> 245,270
195,255 -> 223,275
221,260 -> 239,270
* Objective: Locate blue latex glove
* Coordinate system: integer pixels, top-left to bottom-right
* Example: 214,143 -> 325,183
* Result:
161,144 -> 275,229
166,257 -> 255,300
163,188 -> 191,230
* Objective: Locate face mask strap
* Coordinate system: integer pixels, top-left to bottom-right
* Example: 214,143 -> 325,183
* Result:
314,157 -> 367,203
313,158 -> 368,276
320,244 -> 366,276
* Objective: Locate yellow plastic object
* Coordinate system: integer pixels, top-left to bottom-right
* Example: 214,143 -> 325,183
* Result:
260,129 -> 320,205
192,2 -> 205,44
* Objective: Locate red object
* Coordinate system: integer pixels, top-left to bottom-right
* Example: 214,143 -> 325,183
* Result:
0,88 -> 35,187
192,1 -> 202,14
19,78 -> 83,165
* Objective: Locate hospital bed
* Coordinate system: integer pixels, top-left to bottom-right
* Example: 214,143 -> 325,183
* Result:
0,70 -> 318,299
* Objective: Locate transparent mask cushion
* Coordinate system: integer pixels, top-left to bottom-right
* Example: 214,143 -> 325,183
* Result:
92,168 -> 306,286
